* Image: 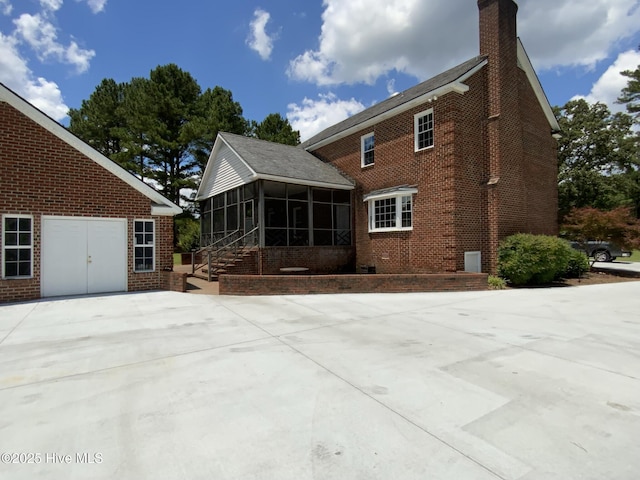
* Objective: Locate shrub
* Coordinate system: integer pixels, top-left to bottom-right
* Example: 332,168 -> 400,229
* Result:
488,275 -> 507,290
562,248 -> 590,279
498,234 -> 572,286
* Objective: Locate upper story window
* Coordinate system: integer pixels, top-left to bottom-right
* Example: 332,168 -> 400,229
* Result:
2,215 -> 33,279
364,187 -> 417,233
134,220 -> 155,272
414,108 -> 434,151
361,132 -> 375,167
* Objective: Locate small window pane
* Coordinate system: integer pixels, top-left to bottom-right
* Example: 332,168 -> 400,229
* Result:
313,203 -> 332,229
5,233 -> 17,246
265,229 -> 287,246
313,230 -> 333,246
313,189 -> 332,203
18,249 -> 30,261
264,181 -> 287,199
289,201 -> 308,229
289,229 -> 309,246
213,194 -> 225,209
402,196 -> 412,228
5,263 -> 17,277
4,218 -> 17,231
19,233 -> 31,245
227,189 -> 238,204
333,190 -> 350,204
18,262 -> 30,276
227,205 -> 238,230
135,233 -> 144,244
135,222 -> 143,233
5,249 -> 18,262
265,199 -> 287,228
18,218 -> 31,231
288,184 -> 308,201
335,230 -> 351,246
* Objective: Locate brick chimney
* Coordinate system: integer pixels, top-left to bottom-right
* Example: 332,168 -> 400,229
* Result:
477,0 -> 525,274
478,0 -> 519,117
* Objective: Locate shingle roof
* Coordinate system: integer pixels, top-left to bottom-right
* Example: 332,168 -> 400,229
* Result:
220,132 -> 354,189
300,56 -> 487,149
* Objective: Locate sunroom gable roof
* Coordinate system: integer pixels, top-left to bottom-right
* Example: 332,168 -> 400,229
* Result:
196,132 -> 354,201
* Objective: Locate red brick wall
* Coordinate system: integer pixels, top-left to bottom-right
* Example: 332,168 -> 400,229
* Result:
0,102 -> 174,302
219,273 -> 488,295
309,0 -> 557,275
259,246 -> 354,274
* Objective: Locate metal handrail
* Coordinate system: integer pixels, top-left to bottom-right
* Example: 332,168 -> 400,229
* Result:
192,226 -> 259,280
192,230 -> 241,275
207,226 -> 260,281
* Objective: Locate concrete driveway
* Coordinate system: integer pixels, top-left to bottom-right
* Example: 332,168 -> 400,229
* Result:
1,283 -> 639,480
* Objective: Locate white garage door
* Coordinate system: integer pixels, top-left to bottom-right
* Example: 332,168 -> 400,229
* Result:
42,217 -> 127,297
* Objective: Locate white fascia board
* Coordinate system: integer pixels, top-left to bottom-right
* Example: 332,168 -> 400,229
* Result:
517,39 -> 561,133
363,187 -> 418,202
304,77 -> 480,152
194,134 -> 259,201
0,83 -> 182,216
257,174 -> 354,190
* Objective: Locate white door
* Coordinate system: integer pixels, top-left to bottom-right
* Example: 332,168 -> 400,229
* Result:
42,217 -> 127,297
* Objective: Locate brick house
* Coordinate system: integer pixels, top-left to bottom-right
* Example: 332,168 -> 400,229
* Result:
0,83 -> 182,303
197,0 -> 559,277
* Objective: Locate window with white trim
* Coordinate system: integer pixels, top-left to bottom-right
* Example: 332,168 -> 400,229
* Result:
2,215 -> 33,278
365,189 -> 416,232
361,132 -> 374,167
414,108 -> 434,151
134,220 -> 155,272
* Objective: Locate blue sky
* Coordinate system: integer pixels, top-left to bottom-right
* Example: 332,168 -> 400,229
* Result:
1,0 -> 640,142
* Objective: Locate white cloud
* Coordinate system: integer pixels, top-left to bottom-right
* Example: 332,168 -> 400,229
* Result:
0,31 -> 68,120
287,0 -> 640,87
39,0 -> 63,11
573,50 -> 640,113
0,0 -> 12,16
84,0 -> 107,14
247,8 -> 276,61
287,93 -> 366,141
13,13 -> 95,73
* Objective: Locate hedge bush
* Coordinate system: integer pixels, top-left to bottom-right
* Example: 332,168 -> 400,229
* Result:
563,248 -> 590,279
497,234 -> 574,286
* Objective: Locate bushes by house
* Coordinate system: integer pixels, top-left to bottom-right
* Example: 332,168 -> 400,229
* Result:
497,234 -> 580,286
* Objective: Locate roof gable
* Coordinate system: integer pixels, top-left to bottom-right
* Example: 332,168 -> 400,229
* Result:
301,42 -> 559,150
301,56 -> 487,150
0,83 -> 182,216
196,132 -> 354,201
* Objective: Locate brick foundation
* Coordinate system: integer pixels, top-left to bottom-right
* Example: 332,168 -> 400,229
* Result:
219,273 -> 488,295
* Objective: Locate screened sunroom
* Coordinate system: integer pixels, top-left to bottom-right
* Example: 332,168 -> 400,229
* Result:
195,132 -> 355,275
199,180 -> 352,248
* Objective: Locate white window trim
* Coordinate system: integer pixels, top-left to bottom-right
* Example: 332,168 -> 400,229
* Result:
133,219 -> 155,273
365,189 -> 417,233
2,214 -> 34,279
414,108 -> 434,152
361,132 -> 375,168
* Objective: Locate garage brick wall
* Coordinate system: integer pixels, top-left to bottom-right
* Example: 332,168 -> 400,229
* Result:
0,102 -> 174,303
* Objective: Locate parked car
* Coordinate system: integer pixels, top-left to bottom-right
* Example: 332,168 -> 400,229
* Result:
570,241 -> 632,262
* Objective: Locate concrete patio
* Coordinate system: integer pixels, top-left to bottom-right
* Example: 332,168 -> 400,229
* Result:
1,283 -> 639,479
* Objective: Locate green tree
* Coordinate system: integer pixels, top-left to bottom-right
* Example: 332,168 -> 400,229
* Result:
68,78 -> 127,163
618,63 -> 640,121
555,99 -> 638,220
69,65 -> 249,206
249,113 -> 300,145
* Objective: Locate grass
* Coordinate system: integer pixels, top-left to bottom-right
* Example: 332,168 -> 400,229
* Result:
173,253 -> 181,265
624,250 -> 640,262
